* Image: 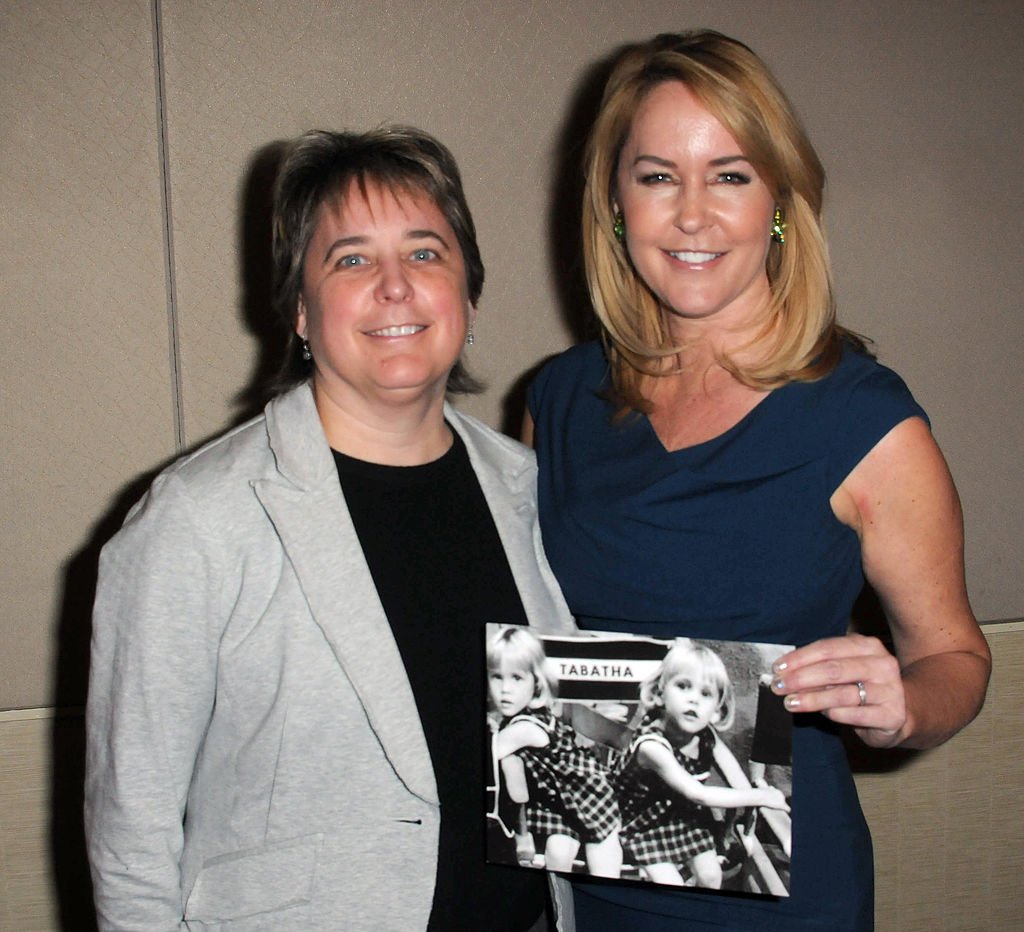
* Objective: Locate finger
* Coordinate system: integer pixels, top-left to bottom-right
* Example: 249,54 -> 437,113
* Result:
772,651 -> 900,698
784,680 -> 907,741
773,633 -> 887,675
781,681 -> 871,713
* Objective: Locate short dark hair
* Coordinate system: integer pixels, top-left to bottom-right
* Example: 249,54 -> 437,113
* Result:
271,126 -> 484,393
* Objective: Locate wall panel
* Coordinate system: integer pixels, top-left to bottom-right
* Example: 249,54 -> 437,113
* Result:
1,0 -> 175,708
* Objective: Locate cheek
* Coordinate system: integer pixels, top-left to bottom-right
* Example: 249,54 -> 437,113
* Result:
737,200 -> 776,243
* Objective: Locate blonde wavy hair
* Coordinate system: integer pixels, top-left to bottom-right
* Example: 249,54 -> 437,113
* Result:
583,30 -> 862,413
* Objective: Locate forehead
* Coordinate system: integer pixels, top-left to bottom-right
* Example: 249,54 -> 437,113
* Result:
665,653 -> 712,680
623,81 -> 743,158
494,652 -> 533,672
315,177 -> 451,235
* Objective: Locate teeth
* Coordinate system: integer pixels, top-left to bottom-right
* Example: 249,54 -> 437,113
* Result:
670,251 -> 719,263
367,325 -> 425,337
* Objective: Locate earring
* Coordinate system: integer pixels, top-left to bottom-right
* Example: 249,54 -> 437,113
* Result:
465,328 -> 475,346
301,339 -> 312,361
771,207 -> 786,245
613,211 -> 626,242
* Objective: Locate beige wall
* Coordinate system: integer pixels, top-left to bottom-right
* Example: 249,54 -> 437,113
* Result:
2,2 -> 1022,709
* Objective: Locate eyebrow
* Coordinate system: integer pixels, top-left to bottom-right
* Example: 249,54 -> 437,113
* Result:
630,153 -> 752,169
321,229 -> 451,264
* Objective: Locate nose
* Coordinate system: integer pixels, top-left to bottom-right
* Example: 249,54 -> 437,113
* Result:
374,259 -> 413,303
674,187 -> 711,235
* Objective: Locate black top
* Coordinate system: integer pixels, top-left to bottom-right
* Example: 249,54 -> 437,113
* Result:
334,429 -> 548,931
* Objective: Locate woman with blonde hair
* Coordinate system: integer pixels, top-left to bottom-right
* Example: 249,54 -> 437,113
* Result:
526,30 -> 989,930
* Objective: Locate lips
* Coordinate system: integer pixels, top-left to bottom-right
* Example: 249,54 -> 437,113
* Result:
668,250 -> 722,264
365,324 -> 426,337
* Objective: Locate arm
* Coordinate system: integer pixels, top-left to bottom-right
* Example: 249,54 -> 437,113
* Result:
637,739 -> 789,812
521,409 -> 535,448
499,754 -> 531,804
711,734 -> 756,790
773,417 -> 991,749
86,474 -> 223,930
492,717 -> 550,759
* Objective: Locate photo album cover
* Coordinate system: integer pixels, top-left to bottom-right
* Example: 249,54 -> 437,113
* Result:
485,624 -> 793,896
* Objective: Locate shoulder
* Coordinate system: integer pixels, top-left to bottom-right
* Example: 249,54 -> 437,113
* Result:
506,712 -> 553,745
110,388 -> 309,557
629,719 -> 672,756
446,406 -> 537,500
510,710 -> 551,729
169,413 -> 270,487
807,344 -> 925,421
142,383 -> 329,510
130,412 -> 272,522
699,727 -> 719,756
447,405 -> 533,470
528,342 -> 608,411
804,345 -> 929,490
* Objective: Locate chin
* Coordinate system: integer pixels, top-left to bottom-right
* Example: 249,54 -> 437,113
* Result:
371,371 -> 449,398
374,359 -> 453,391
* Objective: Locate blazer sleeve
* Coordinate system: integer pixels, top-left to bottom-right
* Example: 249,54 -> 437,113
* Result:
85,472 -> 225,930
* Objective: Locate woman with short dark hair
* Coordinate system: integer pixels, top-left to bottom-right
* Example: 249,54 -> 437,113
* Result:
86,125 -> 575,931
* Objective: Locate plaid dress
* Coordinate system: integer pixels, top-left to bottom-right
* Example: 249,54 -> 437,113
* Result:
614,719 -> 719,866
504,708 -> 620,844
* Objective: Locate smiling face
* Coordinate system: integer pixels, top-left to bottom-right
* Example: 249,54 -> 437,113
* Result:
488,658 -> 538,719
615,81 -> 776,340
296,179 -> 474,419
661,666 -> 722,738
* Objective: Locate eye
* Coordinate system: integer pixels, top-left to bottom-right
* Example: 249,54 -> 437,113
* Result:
335,253 -> 368,268
716,171 -> 752,186
702,687 -> 714,698
410,247 -> 439,262
639,171 -> 674,186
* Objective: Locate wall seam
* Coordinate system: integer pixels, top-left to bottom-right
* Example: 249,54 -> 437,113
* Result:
151,0 -> 185,451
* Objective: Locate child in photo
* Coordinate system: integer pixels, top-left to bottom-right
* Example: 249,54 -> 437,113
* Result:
615,638 -> 790,888
487,626 -> 623,878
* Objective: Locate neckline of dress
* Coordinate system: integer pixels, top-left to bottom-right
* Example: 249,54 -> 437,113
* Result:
642,385 -> 780,455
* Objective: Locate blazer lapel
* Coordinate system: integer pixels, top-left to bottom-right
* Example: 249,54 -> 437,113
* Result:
255,387 -> 438,805
448,404 -> 574,632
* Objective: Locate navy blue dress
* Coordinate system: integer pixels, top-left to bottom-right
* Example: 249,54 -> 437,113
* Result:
527,341 -> 927,931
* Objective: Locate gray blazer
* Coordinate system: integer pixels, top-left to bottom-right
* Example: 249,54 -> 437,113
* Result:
86,384 -> 576,931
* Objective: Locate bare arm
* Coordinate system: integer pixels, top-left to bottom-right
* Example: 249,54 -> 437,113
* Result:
711,734 -> 756,790
493,718 -> 549,759
637,740 -> 788,812
773,417 -> 991,749
521,409 -> 535,448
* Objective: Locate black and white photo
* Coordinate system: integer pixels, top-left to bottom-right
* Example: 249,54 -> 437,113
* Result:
486,625 -> 793,897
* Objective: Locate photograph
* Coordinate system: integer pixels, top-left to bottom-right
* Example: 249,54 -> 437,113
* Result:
485,624 -> 793,897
